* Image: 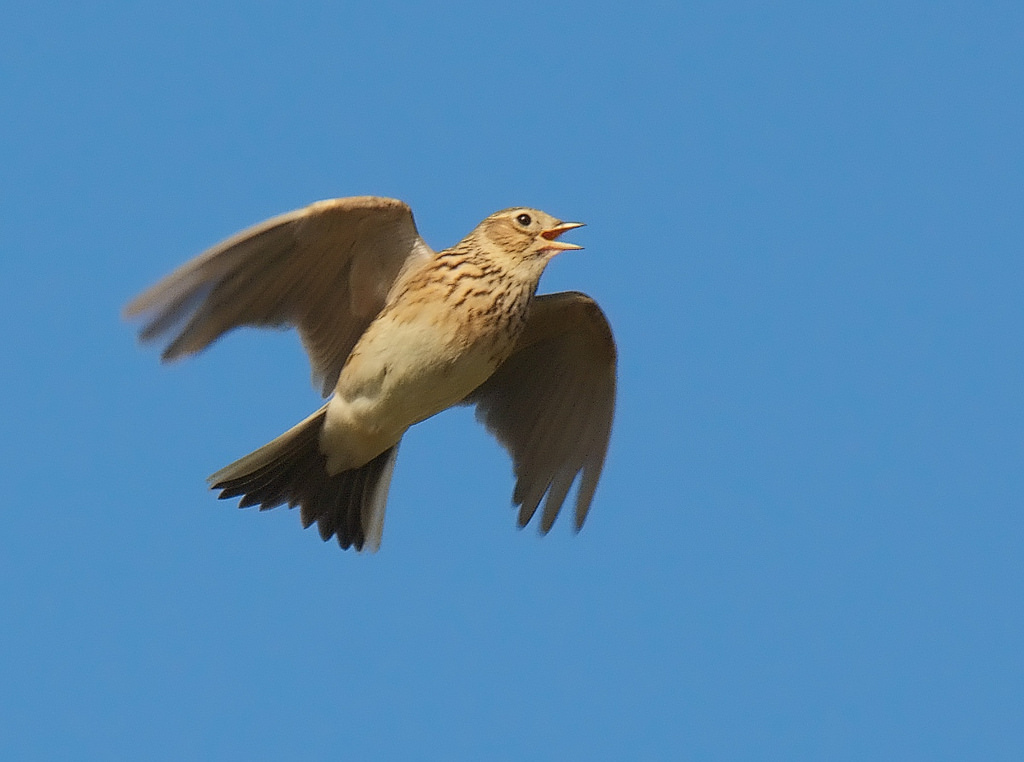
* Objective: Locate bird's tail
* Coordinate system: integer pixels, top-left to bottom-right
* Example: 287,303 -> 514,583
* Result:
209,405 -> 399,551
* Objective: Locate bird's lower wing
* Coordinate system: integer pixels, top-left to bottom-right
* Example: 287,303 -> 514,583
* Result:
465,291 -> 617,532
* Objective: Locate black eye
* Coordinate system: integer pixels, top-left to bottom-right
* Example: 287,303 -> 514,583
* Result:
516,213 -> 532,226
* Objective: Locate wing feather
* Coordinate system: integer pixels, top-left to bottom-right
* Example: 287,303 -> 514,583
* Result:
124,196 -> 433,395
466,291 -> 617,533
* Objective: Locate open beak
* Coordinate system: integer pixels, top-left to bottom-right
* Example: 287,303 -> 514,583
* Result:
539,221 -> 585,251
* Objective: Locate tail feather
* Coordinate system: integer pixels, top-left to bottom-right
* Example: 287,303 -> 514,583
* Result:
209,405 -> 399,551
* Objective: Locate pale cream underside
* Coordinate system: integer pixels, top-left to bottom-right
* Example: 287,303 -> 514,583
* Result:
321,313 -> 502,473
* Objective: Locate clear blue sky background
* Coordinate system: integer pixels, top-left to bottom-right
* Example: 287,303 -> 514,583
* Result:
2,1 -> 1022,759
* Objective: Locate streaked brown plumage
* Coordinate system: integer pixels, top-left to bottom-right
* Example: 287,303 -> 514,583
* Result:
125,196 -> 616,551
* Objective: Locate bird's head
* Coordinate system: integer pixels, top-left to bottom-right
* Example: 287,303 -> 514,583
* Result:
475,207 -> 585,264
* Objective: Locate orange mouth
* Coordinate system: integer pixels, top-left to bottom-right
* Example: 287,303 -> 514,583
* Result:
539,221 -> 585,251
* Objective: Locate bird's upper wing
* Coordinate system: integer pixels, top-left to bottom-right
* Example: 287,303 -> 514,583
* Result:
465,291 -> 617,533
124,196 -> 434,396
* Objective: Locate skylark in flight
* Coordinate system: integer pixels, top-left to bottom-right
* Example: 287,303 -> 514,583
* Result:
126,197 -> 616,551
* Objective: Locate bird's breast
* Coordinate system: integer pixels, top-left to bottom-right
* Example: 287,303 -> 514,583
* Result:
322,274 -> 533,471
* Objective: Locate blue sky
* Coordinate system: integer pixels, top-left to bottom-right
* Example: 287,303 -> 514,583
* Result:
2,1 -> 1022,759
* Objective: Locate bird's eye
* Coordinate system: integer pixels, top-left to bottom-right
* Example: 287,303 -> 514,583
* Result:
516,213 -> 532,226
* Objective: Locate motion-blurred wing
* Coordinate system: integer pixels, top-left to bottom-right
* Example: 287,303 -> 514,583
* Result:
124,196 -> 433,395
466,291 -> 616,532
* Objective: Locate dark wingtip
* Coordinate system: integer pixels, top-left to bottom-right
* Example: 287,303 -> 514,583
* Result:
516,502 -> 537,528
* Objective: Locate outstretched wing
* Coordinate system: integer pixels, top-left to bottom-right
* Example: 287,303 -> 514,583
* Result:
124,196 -> 434,396
466,291 -> 617,533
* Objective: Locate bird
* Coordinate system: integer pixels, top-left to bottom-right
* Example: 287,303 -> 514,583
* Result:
125,196 -> 616,551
